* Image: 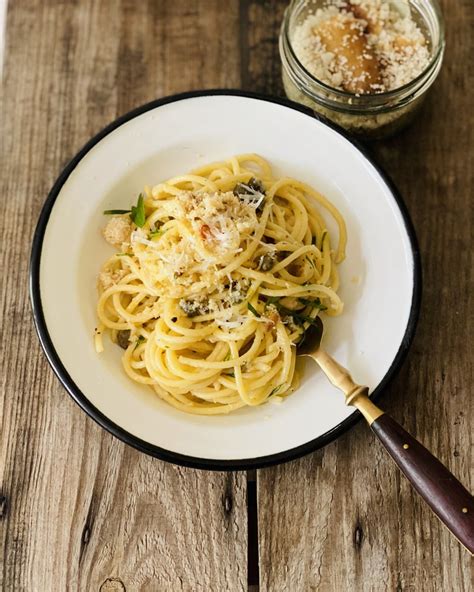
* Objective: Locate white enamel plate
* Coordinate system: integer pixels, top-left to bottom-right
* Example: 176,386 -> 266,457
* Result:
30,91 -> 420,470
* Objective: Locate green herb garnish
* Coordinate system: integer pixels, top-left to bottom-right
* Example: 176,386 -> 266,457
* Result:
295,314 -> 321,325
298,297 -> 328,311
103,209 -> 131,215
148,228 -> 167,239
265,296 -> 280,305
247,302 -> 261,318
103,193 -> 146,227
270,384 -> 283,396
265,298 -> 324,326
130,193 -> 146,227
134,335 -> 146,350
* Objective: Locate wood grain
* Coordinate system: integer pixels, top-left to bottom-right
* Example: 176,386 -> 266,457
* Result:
254,0 -> 473,590
0,1 -> 246,591
370,413 -> 474,553
1,0 -> 473,591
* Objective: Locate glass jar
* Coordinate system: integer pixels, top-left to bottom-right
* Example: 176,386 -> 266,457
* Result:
279,0 -> 445,139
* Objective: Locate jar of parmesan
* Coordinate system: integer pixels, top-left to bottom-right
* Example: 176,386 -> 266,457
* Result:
279,0 -> 445,139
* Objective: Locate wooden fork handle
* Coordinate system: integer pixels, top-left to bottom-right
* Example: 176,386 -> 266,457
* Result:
312,349 -> 474,552
371,413 -> 474,553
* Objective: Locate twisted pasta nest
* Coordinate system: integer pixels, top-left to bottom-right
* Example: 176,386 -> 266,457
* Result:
96,154 -> 346,415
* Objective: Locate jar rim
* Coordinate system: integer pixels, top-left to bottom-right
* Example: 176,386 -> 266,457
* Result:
282,0 -> 446,102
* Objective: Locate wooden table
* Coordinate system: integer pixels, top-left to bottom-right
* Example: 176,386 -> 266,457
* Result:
1,1 -> 472,590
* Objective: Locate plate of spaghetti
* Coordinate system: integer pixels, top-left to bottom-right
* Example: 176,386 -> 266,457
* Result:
30,91 -> 420,469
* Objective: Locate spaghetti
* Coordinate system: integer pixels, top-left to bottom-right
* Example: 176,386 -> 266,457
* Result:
95,154 -> 346,414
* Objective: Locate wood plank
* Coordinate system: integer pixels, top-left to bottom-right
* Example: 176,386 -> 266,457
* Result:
0,1 -> 247,591
253,0 -> 474,589
0,0 -> 6,75
239,0 -> 286,96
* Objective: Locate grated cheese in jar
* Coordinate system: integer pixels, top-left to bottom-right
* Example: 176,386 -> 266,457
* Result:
292,0 -> 430,95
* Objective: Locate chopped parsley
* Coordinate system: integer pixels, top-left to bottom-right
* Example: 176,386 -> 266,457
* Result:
264,296 -> 326,328
103,209 -> 131,215
298,297 -> 328,311
148,228 -> 166,239
131,193 -> 146,227
265,296 -> 327,314
247,302 -> 261,318
134,335 -> 146,350
265,296 -> 280,305
103,193 -> 146,228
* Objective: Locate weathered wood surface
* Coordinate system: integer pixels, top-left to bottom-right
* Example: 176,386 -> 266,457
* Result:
250,0 -> 474,590
0,2 -> 246,591
0,0 -> 472,591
